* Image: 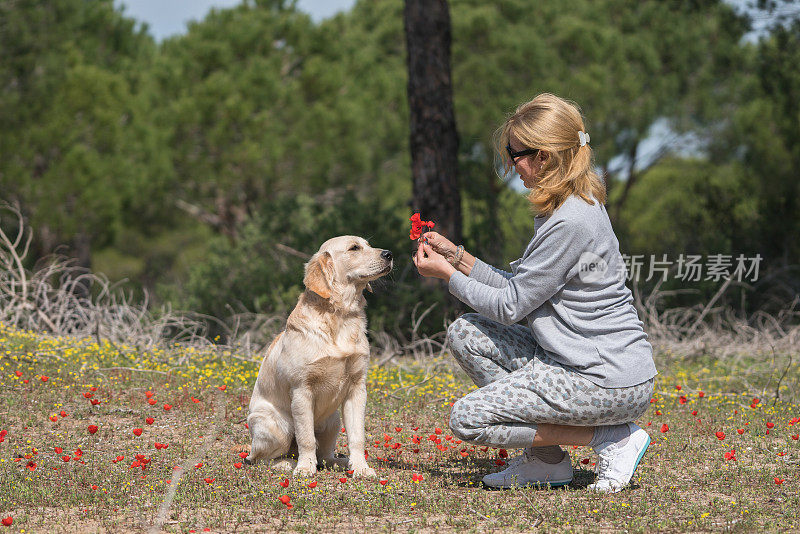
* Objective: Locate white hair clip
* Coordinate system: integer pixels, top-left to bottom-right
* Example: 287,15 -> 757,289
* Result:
578,130 -> 590,147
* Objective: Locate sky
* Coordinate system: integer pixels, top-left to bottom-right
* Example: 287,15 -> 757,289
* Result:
116,0 -> 356,41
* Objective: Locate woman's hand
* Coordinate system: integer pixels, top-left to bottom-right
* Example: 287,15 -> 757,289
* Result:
421,231 -> 457,264
414,242 -> 456,281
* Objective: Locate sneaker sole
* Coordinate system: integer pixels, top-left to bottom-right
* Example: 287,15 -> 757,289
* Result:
627,432 -> 650,483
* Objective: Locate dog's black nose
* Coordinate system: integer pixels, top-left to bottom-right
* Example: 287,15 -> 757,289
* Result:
381,250 -> 393,261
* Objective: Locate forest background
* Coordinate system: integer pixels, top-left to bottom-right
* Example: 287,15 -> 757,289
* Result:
2,0 -> 799,344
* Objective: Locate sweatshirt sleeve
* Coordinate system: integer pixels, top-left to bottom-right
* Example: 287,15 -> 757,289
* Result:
468,258 -> 512,289
448,220 -> 593,325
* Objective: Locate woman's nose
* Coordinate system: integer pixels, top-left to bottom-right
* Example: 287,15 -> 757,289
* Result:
381,250 -> 393,261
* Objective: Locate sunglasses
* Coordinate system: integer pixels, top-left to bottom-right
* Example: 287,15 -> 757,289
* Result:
506,144 -> 540,164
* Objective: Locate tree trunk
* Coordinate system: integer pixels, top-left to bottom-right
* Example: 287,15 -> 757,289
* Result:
404,0 -> 462,244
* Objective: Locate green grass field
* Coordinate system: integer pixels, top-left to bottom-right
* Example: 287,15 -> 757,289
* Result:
0,322 -> 798,533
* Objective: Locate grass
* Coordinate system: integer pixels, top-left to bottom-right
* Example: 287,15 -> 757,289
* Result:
0,322 -> 799,533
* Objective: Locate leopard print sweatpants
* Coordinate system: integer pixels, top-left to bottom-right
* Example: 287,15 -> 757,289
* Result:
447,313 -> 654,448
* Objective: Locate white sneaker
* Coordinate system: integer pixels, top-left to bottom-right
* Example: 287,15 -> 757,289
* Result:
482,449 -> 573,488
588,422 -> 650,493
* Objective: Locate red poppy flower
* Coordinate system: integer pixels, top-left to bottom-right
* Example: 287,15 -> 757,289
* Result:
148,399 -> 157,406
54,447 -> 63,454
411,473 -> 424,482
90,399 -> 100,406
133,428 -> 143,437
409,213 -> 435,240
766,422 -> 774,429
14,371 -> 22,377
40,376 -> 48,382
88,425 -> 98,434
724,450 -> 736,461
678,396 -> 687,405
145,391 -> 153,398
581,458 -> 590,465
339,477 -> 347,483
195,463 -> 203,469
774,477 -> 784,485
278,495 -> 291,505
715,431 -> 726,440
1,517 -> 12,526
791,435 -> 799,440
146,417 -> 154,425
698,391 -> 705,398
655,410 -> 662,416
395,427 -> 402,432
279,478 -> 289,488
434,428 -> 442,435
691,410 -> 698,416
379,479 -> 388,485
203,477 -> 214,484
191,397 -> 200,403
49,415 -> 58,422
239,451 -> 248,459
660,424 -> 669,433
307,480 -> 317,488
498,449 -> 509,458
60,411 -> 67,418
26,461 -> 36,470
675,385 -> 682,391
163,404 -> 172,411
91,485 -> 98,490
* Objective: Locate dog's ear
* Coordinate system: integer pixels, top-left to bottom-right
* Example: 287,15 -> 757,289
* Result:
365,282 -> 373,293
304,251 -> 334,299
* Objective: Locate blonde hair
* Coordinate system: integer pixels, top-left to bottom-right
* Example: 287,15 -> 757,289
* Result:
495,93 -> 606,217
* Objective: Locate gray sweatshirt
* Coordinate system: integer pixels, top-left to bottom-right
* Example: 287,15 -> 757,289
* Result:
448,193 -> 658,388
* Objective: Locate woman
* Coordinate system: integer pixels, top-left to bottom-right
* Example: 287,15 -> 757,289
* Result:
413,93 -> 658,493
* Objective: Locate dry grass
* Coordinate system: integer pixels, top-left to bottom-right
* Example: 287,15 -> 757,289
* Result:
0,323 -> 799,533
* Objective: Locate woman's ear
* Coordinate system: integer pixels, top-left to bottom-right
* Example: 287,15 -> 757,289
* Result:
304,251 -> 335,299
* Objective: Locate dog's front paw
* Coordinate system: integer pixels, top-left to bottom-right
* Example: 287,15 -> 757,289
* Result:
350,464 -> 377,478
293,459 -> 317,477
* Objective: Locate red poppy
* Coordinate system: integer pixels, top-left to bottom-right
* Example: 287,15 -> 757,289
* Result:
395,427 -> 402,432
191,397 -> 200,403
145,391 -> 154,398
724,450 -> 736,461
83,392 -> 93,399
675,385 -> 682,391
766,422 -> 775,429
90,399 -> 100,406
774,477 -> 784,485
55,447 -> 62,454
218,385 -> 226,391
146,417 -> 154,425
1,517 -> 12,527
40,376 -> 48,382
195,463 -> 203,469
379,479 -> 388,485
279,478 -> 289,488
409,213 -> 435,240
148,399 -> 157,406
49,415 -> 58,422
715,431 -> 726,441
411,473 -> 424,482
339,477 -> 347,483
278,495 -> 291,505
691,410 -> 698,416
91,485 -> 98,490
678,396 -> 687,405
203,477 -> 214,484
791,434 -> 799,440
434,428 -> 442,435
239,451 -> 248,459
133,428 -> 143,437
698,391 -> 705,398
233,462 -> 242,469
88,425 -> 98,434
660,424 -> 669,433
26,461 -> 36,470
308,481 -> 317,488
498,449 -> 509,458
163,404 -> 172,411
60,411 -> 67,418
655,410 -> 662,416
737,428 -> 744,435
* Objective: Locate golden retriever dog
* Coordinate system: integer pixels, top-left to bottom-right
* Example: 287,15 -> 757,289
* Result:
246,236 -> 392,477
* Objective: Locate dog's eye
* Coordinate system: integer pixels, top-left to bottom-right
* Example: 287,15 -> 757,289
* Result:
349,244 -> 361,251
